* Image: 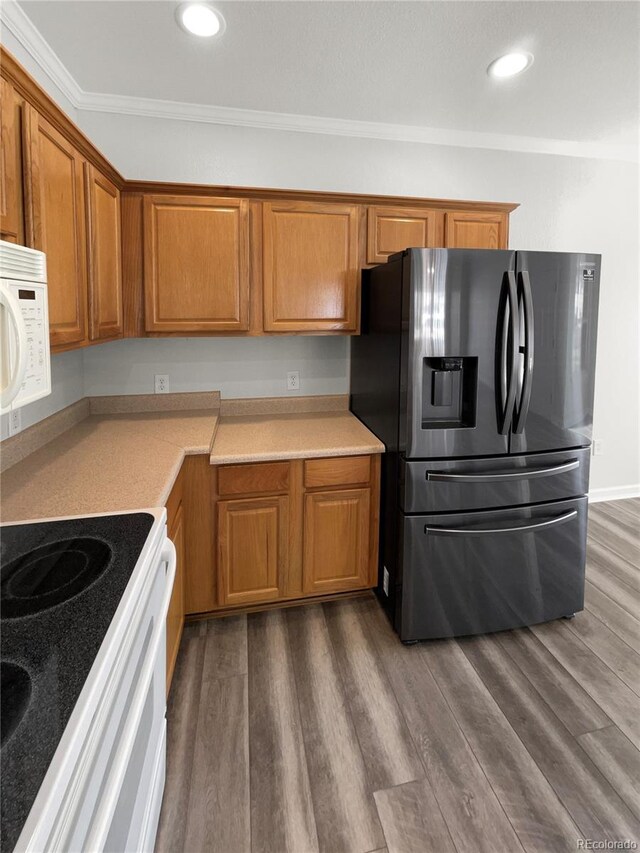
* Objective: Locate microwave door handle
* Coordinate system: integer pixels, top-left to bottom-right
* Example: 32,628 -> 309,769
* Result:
513,270 -> 534,433
498,271 -> 519,434
0,285 -> 28,409
424,509 -> 577,536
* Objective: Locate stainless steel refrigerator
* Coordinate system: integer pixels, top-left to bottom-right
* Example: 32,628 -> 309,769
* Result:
351,248 -> 600,641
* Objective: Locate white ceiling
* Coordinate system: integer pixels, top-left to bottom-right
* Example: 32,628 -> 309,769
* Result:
10,0 -> 640,149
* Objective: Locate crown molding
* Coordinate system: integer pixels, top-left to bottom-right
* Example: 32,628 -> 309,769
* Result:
0,0 -> 83,107
2,0 -> 637,164
81,91 -> 638,162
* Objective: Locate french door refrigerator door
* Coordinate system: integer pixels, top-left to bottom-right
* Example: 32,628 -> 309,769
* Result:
399,497 -> 587,641
510,251 -> 600,454
403,248 -> 516,459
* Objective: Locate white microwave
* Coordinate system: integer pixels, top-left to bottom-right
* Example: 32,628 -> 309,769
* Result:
0,240 -> 51,415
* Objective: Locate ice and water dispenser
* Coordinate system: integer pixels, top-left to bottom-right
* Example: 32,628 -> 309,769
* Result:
421,357 -> 478,429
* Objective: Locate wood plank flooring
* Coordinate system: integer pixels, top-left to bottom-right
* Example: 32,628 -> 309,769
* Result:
155,497 -> 640,853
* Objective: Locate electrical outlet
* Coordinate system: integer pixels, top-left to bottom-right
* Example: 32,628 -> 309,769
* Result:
9,409 -> 21,436
592,439 -> 604,456
286,371 -> 300,392
154,374 -> 170,394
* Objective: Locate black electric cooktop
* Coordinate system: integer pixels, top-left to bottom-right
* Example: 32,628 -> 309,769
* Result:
0,512 -> 155,853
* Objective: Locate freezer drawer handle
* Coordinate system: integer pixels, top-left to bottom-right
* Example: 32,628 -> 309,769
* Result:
424,509 -> 577,536
425,459 -> 580,483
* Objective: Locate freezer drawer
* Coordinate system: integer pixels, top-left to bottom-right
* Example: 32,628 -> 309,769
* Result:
400,447 -> 590,513
399,497 -> 587,641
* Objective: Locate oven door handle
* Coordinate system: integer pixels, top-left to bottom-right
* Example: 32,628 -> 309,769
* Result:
426,459 -> 580,483
83,538 -> 177,852
424,509 -> 577,536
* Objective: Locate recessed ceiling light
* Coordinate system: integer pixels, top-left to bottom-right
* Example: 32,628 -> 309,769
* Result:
177,3 -> 225,38
487,52 -> 534,79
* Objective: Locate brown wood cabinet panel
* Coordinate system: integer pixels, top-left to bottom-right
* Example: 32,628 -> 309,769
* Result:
445,211 -> 508,249
367,206 -> 444,263
218,461 -> 290,497
218,495 -> 288,606
143,195 -> 250,332
304,455 -> 371,489
262,200 -> 360,332
166,501 -> 185,694
23,104 -> 88,347
0,78 -> 25,243
85,164 -> 123,341
183,455 -> 216,615
303,488 -> 371,594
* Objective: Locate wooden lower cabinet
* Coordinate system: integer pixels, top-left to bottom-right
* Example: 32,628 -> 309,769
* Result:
218,495 -> 288,606
165,471 -> 185,694
303,488 -> 371,593
164,453 -> 380,644
211,455 -> 380,610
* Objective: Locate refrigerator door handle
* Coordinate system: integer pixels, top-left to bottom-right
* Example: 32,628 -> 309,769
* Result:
425,459 -> 580,482
424,509 -> 577,536
513,270 -> 535,433
498,270 -> 520,435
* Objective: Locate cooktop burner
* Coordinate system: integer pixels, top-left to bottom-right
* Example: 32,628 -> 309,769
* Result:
0,512 -> 155,853
1,538 -> 112,619
0,662 -> 32,748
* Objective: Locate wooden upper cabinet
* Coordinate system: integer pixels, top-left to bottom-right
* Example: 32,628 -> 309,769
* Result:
303,487 -> 371,594
143,195 -> 250,332
23,104 -> 88,347
85,164 -> 123,341
367,206 -> 444,263
445,211 -> 508,249
218,495 -> 288,606
0,78 -> 25,244
262,200 -> 360,332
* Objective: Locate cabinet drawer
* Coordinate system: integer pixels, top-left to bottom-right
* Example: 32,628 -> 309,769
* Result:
218,461 -> 290,497
304,455 -> 371,488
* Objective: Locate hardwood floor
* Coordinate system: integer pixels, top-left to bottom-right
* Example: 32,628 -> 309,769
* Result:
155,498 -> 640,853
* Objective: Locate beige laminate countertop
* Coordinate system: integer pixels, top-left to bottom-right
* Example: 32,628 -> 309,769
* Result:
0,410 -> 218,523
1,408 -> 384,523
210,412 -> 384,464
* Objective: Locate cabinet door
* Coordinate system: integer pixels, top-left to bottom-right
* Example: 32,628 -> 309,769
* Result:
143,195 -> 250,332
303,488 -> 370,594
263,200 -> 359,332
218,495 -> 288,606
85,164 -> 123,341
0,78 -> 25,243
445,211 -> 508,249
367,206 -> 444,263
23,105 -> 87,347
166,502 -> 185,694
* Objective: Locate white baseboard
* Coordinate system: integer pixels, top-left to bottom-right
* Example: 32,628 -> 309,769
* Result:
589,484 -> 640,503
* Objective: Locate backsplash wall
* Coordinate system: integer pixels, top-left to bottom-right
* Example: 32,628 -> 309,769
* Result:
0,350 -> 85,441
82,336 -> 349,399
